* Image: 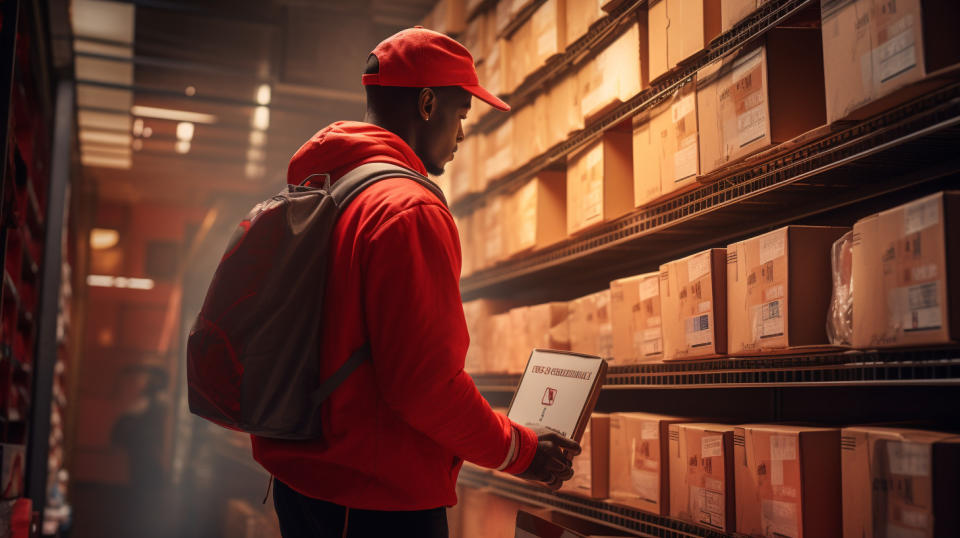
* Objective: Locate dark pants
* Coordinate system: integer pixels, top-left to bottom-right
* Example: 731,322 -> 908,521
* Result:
272,478 -> 449,538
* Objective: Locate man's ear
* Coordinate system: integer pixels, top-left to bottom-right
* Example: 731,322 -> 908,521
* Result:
418,88 -> 437,121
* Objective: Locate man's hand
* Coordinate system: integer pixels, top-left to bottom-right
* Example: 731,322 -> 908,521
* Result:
516,427 -> 581,490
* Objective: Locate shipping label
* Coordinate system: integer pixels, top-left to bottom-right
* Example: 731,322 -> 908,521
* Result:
761,499 -> 799,538
641,421 -> 659,440
638,327 -> 662,357
876,14 -> 917,83
770,435 -> 797,460
674,135 -> 699,181
888,441 -> 930,477
685,314 -> 713,348
903,195 -> 940,235
894,281 -> 942,332
690,485 -> 726,529
639,277 -> 659,300
759,230 -> 786,264
751,300 -> 784,341
702,435 -> 723,458
728,51 -> 766,148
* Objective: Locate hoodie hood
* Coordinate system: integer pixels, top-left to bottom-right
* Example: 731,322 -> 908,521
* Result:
287,121 -> 428,186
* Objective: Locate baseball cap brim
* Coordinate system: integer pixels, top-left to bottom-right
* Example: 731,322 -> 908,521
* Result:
462,84 -> 510,111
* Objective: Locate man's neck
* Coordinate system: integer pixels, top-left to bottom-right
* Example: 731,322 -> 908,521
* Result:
364,110 -> 417,153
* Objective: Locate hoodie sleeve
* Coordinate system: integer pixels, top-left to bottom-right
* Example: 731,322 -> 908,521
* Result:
362,202 -> 537,473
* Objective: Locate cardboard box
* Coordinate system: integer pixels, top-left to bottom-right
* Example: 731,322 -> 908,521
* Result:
482,117 -> 515,183
506,307 -> 531,373
470,204 -> 488,270
449,135 -> 478,202
609,413 -> 697,515
610,272 -> 663,364
563,413 -> 610,499
463,299 -> 515,373
480,38 -> 509,98
494,0 -> 535,37
460,487 -> 546,538
841,426 -> 960,538
482,194 -> 508,267
697,28 -> 826,176
668,423 -> 736,532
528,302 -> 571,351
569,289 -> 614,359
460,11 -> 488,63
851,192 -> 960,348
455,213 -> 474,277
486,312 -> 513,373
648,0 -> 722,81
632,77 -> 699,208
509,171 -> 567,255
429,0 -> 467,35
577,22 -> 645,122
726,226 -> 850,354
509,0 -> 567,87
660,249 -> 728,360
821,0 -> 960,124
565,0 -> 605,47
734,425 -> 842,537
548,72 -> 584,139
566,130 -> 633,235
721,0 -> 768,33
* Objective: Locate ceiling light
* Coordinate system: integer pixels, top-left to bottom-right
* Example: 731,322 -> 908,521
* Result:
81,154 -> 131,169
185,86 -> 197,96
132,139 -> 143,151
142,126 -> 153,138
245,162 -> 264,179
252,106 -> 270,130
86,274 -> 155,290
89,228 -> 119,250
175,140 -> 191,154
176,121 -> 195,141
80,130 -> 132,146
132,118 -> 144,136
246,148 -> 265,162
82,144 -> 132,156
130,105 -> 216,124
249,130 -> 266,147
256,84 -> 272,105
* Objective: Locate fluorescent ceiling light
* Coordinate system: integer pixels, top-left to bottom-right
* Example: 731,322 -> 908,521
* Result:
81,154 -> 131,169
246,148 -> 265,162
175,140 -> 191,154
80,130 -> 132,146
86,274 -> 155,290
89,228 -> 119,250
131,105 -> 217,124
245,162 -> 264,179
81,143 -> 132,156
249,130 -> 266,147
176,121 -> 195,141
72,0 -> 134,44
79,110 -> 130,132
256,84 -> 271,105
132,118 -> 143,136
142,126 -> 153,138
252,106 -> 269,130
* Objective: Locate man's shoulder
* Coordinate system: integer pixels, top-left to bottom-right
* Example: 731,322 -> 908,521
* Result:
345,176 -> 452,238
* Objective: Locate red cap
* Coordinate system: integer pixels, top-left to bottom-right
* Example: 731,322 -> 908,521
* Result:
362,27 -> 510,112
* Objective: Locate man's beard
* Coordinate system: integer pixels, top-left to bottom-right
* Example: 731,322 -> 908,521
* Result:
426,161 -> 446,176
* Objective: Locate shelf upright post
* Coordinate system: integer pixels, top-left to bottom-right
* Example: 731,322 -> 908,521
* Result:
25,79 -> 72,509
0,0 -> 21,289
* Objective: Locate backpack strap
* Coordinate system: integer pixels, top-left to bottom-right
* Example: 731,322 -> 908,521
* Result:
307,163 -> 446,408
329,162 -> 448,209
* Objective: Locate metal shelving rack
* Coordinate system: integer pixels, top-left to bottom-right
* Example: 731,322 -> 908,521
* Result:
454,0 -> 960,536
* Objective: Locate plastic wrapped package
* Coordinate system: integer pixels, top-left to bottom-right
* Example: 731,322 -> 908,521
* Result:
827,231 -> 853,345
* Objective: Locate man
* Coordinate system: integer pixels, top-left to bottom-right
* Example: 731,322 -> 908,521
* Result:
251,27 -> 579,537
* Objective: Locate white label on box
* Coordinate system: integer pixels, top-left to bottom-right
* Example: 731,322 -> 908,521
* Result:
751,300 -> 784,341
737,101 -> 767,148
876,16 -> 917,83
893,281 -> 942,332
690,484 -> 725,529
685,314 -> 713,348
698,301 -> 711,314
759,231 -> 786,264
911,264 -> 937,282
639,328 -> 662,356
537,28 -> 558,57
671,93 -> 695,123
764,284 -> 784,302
639,278 -> 659,300
899,508 -> 930,530
641,421 -> 659,440
631,468 -> 659,502
888,441 -> 930,477
761,499 -> 799,538
904,195 -> 940,235
687,252 -> 711,281
770,435 -> 797,460
674,136 -> 699,181
702,435 -> 723,458
646,316 -> 661,328
771,458 -> 784,486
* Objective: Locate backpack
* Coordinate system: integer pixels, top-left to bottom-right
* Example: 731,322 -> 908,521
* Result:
186,162 -> 448,439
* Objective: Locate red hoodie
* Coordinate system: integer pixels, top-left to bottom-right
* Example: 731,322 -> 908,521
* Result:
251,121 -> 538,510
